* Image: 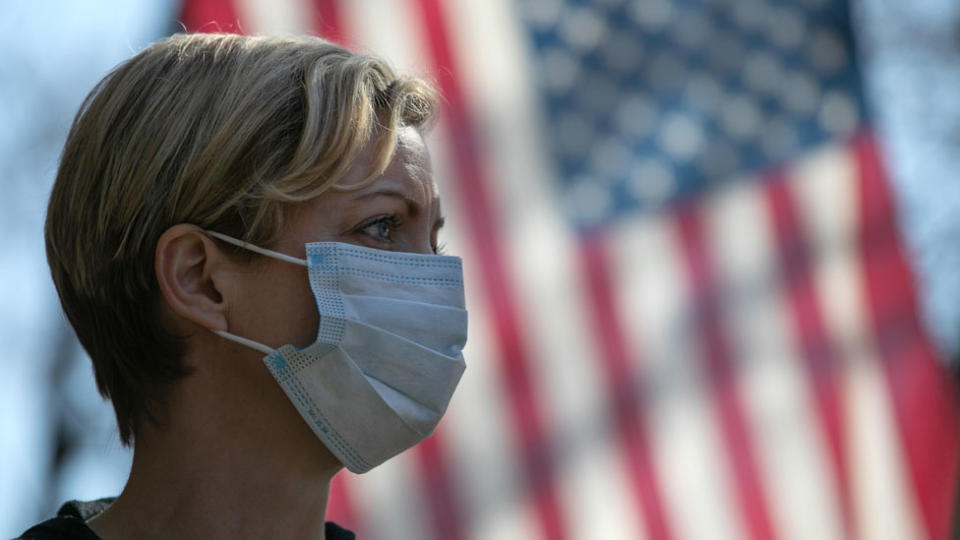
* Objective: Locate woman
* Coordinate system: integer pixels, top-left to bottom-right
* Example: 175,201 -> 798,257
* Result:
22,32 -> 467,539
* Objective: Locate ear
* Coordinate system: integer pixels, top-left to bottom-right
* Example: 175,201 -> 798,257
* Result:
155,224 -> 230,332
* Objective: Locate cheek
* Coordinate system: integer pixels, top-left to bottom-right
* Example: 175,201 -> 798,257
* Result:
231,262 -> 320,349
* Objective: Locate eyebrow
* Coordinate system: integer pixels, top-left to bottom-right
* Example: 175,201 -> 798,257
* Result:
353,189 -> 446,230
354,189 -> 422,215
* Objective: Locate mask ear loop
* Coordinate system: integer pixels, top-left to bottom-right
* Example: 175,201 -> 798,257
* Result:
203,230 -> 308,355
205,230 -> 307,267
214,330 -> 275,355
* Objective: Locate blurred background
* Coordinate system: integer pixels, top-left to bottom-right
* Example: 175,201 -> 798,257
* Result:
2,0 -> 959,538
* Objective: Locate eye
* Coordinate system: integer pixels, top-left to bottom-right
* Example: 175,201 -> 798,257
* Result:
433,241 -> 447,255
358,214 -> 401,244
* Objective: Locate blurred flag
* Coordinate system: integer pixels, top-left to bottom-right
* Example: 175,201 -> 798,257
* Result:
180,0 -> 960,539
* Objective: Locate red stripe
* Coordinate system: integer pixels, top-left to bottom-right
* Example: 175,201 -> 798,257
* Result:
675,205 -> 778,540
579,234 -> 673,540
326,473 -> 363,536
311,0 -> 346,45
414,429 -> 465,540
852,132 -> 960,540
764,174 -> 856,539
180,0 -> 242,33
412,1 -> 568,538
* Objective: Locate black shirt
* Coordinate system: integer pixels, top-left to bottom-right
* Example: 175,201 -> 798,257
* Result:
17,498 -> 355,539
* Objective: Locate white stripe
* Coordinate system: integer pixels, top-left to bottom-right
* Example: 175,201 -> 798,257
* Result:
610,214 -> 746,540
439,0 -> 646,537
847,351 -> 925,540
790,144 -> 923,540
702,177 -> 844,540
234,0 -> 313,35
790,147 -> 864,346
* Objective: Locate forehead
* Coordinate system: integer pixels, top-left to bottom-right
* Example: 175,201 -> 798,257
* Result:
352,127 -> 437,200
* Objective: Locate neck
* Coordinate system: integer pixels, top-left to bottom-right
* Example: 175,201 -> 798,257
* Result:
91,437 -> 337,539
88,347 -> 343,539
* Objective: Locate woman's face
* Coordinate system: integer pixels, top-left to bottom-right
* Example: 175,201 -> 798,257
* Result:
227,126 -> 445,351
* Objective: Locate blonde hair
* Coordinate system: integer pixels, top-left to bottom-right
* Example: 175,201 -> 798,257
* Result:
45,33 -> 436,444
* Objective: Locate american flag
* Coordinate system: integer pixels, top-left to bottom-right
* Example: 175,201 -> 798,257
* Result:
180,0 -> 959,538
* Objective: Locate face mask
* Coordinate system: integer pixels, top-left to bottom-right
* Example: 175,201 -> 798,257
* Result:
205,230 -> 467,473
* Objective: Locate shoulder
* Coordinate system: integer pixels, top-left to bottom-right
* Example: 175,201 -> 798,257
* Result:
16,499 -> 114,540
17,500 -> 353,540
325,521 -> 356,540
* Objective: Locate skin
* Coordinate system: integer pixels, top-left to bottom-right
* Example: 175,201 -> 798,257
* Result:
87,127 -> 445,540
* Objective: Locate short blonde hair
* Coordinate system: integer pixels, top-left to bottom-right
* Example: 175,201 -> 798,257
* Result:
45,33 -> 436,444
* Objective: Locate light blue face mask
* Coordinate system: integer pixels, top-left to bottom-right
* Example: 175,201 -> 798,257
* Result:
205,231 -> 467,473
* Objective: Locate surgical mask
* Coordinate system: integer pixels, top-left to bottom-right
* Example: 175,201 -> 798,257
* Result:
205,230 -> 467,473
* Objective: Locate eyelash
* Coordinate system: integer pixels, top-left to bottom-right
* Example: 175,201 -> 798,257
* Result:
357,214 -> 447,255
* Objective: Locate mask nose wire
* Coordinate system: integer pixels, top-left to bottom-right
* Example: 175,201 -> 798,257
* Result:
204,229 -> 308,267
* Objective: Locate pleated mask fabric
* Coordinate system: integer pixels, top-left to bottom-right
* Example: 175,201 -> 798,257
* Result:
205,231 -> 467,473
